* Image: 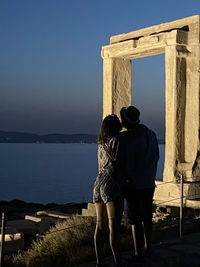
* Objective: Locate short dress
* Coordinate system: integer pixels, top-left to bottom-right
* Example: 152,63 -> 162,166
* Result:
93,137 -> 121,203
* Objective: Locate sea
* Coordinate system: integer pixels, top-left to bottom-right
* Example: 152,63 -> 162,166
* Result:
0,143 -> 165,204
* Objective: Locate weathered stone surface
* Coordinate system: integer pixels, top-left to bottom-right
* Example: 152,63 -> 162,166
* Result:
25,214 -> 42,223
82,203 -> 96,216
36,210 -> 71,219
102,30 -> 188,60
154,180 -> 200,207
26,210 -> 72,234
103,58 -> 131,118
1,229 -> 24,253
110,15 -> 199,44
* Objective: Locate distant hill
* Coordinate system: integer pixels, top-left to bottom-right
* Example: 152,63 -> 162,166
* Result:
0,131 -> 97,144
0,131 -> 165,144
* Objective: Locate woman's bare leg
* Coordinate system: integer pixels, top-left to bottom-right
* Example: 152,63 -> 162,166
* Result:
106,201 -> 122,267
94,202 -> 108,266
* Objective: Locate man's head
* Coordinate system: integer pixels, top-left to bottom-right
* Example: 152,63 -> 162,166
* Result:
120,106 -> 140,129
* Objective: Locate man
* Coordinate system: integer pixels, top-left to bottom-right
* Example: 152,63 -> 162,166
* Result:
117,106 -> 159,263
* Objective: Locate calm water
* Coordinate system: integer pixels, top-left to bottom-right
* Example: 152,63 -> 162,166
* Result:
0,143 -> 165,204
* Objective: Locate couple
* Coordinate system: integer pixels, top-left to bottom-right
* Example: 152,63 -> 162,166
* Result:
93,106 -> 159,267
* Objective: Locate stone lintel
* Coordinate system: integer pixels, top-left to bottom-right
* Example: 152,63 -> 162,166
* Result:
110,15 -> 199,44
102,30 -> 188,59
101,40 -> 135,59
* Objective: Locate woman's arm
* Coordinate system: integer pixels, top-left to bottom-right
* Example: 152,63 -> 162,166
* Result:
97,145 -> 101,172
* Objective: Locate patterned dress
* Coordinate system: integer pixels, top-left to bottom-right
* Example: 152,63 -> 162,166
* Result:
93,137 -> 121,203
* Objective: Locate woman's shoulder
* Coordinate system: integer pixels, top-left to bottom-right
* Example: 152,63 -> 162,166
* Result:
98,136 -> 120,152
105,136 -> 119,147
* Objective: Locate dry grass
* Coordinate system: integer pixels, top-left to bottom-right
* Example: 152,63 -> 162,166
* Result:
5,215 -> 132,267
10,216 -> 96,267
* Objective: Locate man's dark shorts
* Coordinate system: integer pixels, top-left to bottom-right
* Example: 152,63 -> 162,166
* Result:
125,188 -> 155,225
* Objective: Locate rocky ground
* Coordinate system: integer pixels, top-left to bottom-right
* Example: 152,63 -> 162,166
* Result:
1,200 -> 200,266
0,199 -> 88,253
76,232 -> 200,267
76,207 -> 200,266
76,205 -> 200,267
0,199 -> 87,220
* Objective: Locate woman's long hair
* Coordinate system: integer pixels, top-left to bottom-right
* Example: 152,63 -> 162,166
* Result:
98,114 -> 122,144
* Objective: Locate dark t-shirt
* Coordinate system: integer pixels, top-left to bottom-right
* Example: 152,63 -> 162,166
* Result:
116,124 -> 159,190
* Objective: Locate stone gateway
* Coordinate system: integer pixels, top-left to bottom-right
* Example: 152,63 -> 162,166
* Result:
101,15 -> 200,207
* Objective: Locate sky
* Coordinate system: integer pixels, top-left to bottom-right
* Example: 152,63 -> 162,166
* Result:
0,0 -> 200,138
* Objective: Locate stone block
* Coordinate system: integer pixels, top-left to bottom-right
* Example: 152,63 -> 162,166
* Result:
87,203 -> 96,211
25,214 -> 42,223
0,227 -> 24,253
154,180 -> 200,208
36,210 -> 71,219
25,211 -> 71,234
82,203 -> 96,216
82,209 -> 96,217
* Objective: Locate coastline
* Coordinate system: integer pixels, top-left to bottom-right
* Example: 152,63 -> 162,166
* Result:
0,130 -> 165,144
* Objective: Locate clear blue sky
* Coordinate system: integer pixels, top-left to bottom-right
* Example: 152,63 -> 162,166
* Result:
0,0 -> 199,138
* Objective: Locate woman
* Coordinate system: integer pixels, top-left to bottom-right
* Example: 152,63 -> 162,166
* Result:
93,114 -> 124,267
